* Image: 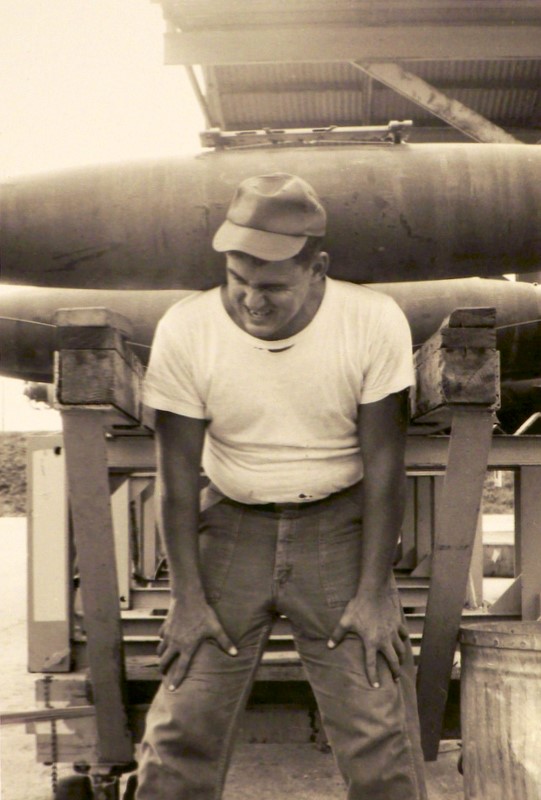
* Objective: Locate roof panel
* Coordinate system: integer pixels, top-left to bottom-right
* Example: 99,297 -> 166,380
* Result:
162,0 -> 541,29
162,2 -> 541,138
209,60 -> 541,132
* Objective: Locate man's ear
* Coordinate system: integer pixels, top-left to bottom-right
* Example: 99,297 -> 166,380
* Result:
310,251 -> 330,280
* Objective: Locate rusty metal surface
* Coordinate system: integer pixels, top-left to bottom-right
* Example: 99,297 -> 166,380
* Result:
2,144 -> 541,290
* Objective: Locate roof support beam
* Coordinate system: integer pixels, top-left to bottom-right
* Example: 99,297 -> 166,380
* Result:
202,66 -> 226,130
360,73 -> 373,126
164,26 -> 541,65
184,66 -> 214,128
352,61 -> 521,143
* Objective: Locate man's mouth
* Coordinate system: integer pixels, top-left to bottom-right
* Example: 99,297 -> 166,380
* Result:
245,308 -> 273,320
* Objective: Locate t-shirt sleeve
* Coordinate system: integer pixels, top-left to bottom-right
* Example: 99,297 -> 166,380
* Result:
142,311 -> 208,419
359,296 -> 415,405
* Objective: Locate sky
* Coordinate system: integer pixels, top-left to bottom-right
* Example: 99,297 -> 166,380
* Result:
1,0 -> 205,430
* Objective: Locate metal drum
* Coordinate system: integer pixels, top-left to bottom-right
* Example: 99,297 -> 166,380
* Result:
460,622 -> 541,800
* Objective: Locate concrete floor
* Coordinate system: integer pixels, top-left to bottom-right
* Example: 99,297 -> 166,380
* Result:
0,517 -> 465,800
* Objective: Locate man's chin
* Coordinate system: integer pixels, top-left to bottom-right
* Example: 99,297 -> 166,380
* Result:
242,311 -> 278,335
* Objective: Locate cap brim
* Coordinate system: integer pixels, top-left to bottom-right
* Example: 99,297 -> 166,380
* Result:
212,220 -> 307,261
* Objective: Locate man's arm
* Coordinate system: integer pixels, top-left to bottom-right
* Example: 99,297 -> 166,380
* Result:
154,410 -> 237,690
328,390 -> 409,687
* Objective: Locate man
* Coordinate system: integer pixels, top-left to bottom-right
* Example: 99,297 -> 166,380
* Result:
137,173 -> 427,799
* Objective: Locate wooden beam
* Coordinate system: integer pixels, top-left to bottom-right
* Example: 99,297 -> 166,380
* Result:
203,66 -> 227,129
416,408 -> 494,760
104,430 -> 541,473
360,73 -> 373,126
54,307 -> 145,424
185,65 -> 214,128
489,576 -> 522,615
465,512 -> 484,609
1,706 -> 96,725
412,307 -> 500,423
415,477 -> 435,568
164,26 -> 541,65
352,62 -> 520,144
61,410 -> 134,764
516,466 -> 541,620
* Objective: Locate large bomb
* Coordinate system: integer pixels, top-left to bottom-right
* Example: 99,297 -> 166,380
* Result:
1,278 -> 539,384
2,143 -> 541,290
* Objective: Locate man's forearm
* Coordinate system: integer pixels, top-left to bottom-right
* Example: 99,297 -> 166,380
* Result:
153,410 -> 208,601
355,391 -> 409,597
356,464 -> 406,596
158,486 -> 205,600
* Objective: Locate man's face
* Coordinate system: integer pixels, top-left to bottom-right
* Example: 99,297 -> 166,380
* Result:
224,252 -> 324,340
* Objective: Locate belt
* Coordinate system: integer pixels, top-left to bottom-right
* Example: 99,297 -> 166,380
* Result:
223,498 -> 323,513
221,482 -> 362,514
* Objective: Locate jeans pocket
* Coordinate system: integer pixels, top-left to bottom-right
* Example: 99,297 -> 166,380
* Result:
318,500 -> 363,607
199,503 -> 242,603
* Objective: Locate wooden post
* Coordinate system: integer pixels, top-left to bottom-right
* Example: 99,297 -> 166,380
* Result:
411,307 -> 500,760
61,410 -> 134,764
411,475 -> 436,577
54,307 -> 146,766
516,466 -> 541,620
465,510 -> 485,609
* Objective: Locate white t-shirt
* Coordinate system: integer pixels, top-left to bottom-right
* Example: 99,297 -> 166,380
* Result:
143,277 -> 414,504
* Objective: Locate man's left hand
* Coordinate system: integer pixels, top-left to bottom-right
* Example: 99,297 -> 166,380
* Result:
327,591 -> 408,688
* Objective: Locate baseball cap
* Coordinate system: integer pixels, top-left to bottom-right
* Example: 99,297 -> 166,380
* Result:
212,173 -> 326,261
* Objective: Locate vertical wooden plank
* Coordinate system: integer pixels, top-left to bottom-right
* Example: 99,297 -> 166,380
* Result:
416,408 -> 494,760
433,475 -> 445,544
466,512 -> 484,608
517,466 -> 541,620
142,482 -> 158,580
61,410 -> 133,764
27,435 -> 70,672
129,476 -> 153,584
514,469 -> 522,576
399,477 -> 416,566
416,476 -> 434,564
111,479 -> 131,610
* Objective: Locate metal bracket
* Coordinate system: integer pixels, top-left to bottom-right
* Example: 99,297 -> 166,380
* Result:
200,120 -> 413,149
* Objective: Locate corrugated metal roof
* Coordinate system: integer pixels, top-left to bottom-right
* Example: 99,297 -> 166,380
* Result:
208,60 -> 541,135
159,2 -> 541,140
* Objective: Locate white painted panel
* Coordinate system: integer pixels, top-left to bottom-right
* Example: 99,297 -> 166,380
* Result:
111,480 -> 131,609
31,448 -> 68,622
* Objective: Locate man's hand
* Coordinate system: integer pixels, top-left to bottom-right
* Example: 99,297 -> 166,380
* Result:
158,596 -> 238,690
327,591 -> 408,688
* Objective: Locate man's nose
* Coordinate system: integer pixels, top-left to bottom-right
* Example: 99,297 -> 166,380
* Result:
244,287 -> 267,309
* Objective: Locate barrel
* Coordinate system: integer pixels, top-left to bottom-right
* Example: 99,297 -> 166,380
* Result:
459,622 -> 541,800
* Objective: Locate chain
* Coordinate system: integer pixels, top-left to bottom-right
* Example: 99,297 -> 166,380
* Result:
43,676 -> 59,796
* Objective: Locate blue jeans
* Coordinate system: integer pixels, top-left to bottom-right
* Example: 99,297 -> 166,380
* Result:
136,484 -> 427,800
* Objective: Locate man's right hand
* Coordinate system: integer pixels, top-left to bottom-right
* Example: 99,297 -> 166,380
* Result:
157,595 -> 238,690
